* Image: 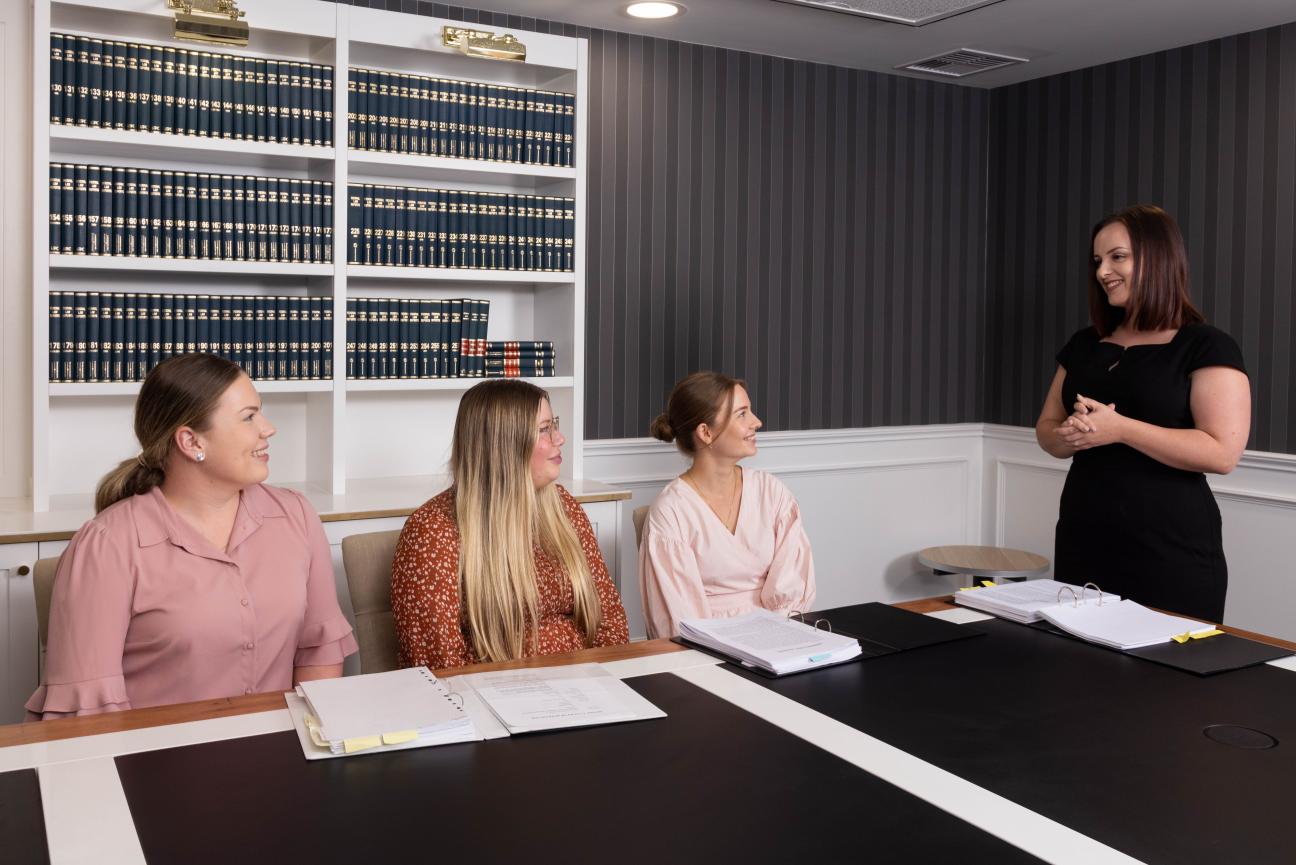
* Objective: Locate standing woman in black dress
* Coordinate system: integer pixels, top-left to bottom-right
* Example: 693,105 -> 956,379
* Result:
1036,205 -> 1250,623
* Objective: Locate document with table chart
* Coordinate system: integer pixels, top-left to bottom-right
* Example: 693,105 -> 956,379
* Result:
678,609 -> 863,675
461,663 -> 667,734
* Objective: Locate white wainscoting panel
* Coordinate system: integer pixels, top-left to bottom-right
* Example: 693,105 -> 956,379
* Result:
586,425 -> 986,638
982,424 -> 1296,641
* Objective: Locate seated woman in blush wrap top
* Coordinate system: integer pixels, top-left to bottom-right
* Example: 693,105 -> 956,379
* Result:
639,372 -> 816,638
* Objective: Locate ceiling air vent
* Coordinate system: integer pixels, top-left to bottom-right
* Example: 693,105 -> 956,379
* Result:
774,0 -> 1005,27
899,48 -> 1026,77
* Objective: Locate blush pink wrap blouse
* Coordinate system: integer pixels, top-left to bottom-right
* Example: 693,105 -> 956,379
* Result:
639,467 -> 817,639
26,484 -> 357,718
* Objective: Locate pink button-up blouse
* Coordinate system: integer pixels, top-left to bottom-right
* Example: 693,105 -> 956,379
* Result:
26,484 -> 357,718
639,467 -> 817,639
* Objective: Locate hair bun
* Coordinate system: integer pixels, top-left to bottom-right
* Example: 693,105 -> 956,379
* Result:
649,413 -> 675,443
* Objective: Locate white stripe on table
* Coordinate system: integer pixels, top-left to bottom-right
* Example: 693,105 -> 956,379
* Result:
39,757 -> 144,865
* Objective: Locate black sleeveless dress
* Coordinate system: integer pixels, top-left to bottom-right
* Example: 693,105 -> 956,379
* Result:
1053,323 -> 1247,623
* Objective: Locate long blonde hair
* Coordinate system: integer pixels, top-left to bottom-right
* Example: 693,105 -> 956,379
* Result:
94,354 -> 244,513
451,380 -> 601,662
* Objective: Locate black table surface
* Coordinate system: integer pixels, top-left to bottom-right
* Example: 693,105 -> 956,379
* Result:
0,768 -> 50,865
115,672 -> 1045,865
735,613 -> 1296,865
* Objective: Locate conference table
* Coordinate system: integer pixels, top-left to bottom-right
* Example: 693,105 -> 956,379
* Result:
2,598 -> 1293,865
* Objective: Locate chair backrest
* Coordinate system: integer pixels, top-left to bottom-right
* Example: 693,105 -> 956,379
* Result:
33,556 -> 61,652
633,505 -> 650,549
340,530 -> 403,674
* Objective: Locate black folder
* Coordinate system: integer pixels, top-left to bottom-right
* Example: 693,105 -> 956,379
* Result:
810,602 -> 986,658
1028,619 -> 1293,675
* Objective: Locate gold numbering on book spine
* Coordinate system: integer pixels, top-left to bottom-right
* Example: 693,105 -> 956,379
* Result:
441,26 -> 526,63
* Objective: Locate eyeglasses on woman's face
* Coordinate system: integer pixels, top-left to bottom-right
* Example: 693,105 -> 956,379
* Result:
537,416 -> 561,443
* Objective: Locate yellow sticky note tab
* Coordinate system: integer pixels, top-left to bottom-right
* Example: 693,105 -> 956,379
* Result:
1190,629 -> 1224,640
342,735 -> 383,754
957,586 -> 981,592
381,730 -> 418,746
980,580 -> 995,588
1171,632 -> 1192,644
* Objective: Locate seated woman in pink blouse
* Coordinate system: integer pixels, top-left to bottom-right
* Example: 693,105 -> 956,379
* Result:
27,354 -> 357,718
639,372 -> 816,638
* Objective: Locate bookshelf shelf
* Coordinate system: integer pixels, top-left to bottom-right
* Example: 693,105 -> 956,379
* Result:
345,376 -> 573,393
347,150 -> 575,186
50,380 -> 333,397
49,125 -> 333,171
32,0 -> 588,509
345,265 -> 574,284
49,255 -> 334,277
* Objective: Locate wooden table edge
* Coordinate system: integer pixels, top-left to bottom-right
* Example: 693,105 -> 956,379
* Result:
0,639 -> 686,748
6,600 -> 1294,749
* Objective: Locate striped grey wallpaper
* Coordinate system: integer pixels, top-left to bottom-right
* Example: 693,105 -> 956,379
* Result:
331,1 -> 990,439
985,23 -> 1296,454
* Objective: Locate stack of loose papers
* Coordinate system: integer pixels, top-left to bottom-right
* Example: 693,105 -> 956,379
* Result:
954,579 -> 1122,624
1040,599 -> 1217,650
288,666 -> 480,759
462,663 -> 666,734
678,609 -> 863,675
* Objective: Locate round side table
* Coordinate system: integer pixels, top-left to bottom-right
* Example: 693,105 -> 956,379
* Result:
918,545 -> 1049,587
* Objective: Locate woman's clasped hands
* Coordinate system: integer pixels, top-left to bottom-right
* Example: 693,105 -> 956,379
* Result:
1055,394 -> 1126,451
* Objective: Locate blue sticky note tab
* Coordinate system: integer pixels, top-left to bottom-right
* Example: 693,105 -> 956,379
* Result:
808,653 -> 831,663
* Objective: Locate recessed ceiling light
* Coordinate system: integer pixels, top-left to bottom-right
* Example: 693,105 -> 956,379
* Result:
625,2 -> 684,19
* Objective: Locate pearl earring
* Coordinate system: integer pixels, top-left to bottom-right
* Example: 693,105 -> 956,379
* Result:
195,452 -> 206,463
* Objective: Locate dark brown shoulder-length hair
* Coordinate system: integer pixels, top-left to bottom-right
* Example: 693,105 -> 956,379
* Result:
649,371 -> 747,455
1089,204 -> 1204,336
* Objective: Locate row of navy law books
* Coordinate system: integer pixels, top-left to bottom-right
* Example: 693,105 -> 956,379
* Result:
486,341 -> 556,378
346,297 -> 495,380
347,67 -> 574,167
347,184 -> 574,271
50,164 -> 333,262
48,292 -> 332,383
50,34 -> 333,146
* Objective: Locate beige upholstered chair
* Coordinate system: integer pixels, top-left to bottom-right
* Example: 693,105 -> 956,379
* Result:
33,557 -> 61,653
33,556 -> 61,678
633,505 -> 650,549
341,530 -> 402,674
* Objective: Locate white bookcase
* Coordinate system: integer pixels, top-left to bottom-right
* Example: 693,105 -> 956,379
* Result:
30,0 -> 587,510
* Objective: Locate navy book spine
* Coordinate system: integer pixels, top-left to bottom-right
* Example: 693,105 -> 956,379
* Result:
145,294 -> 160,373
50,34 -> 65,124
48,164 -> 62,255
71,292 -> 88,382
345,297 -> 356,378
321,299 -> 333,378
111,167 -> 127,256
48,292 -> 63,382
86,166 -> 103,256
72,37 -> 90,126
219,174 -> 233,259
253,58 -> 267,142
72,165 -> 88,255
86,38 -> 103,128
265,60 -> 281,143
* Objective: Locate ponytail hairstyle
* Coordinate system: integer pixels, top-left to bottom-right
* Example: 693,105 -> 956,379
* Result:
450,379 -> 601,662
650,371 -> 747,455
1089,204 -> 1205,337
94,354 -> 244,513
